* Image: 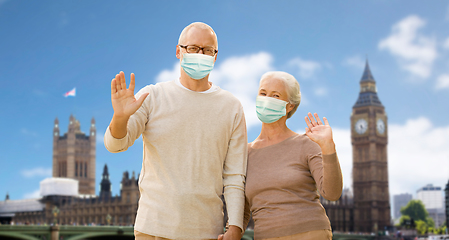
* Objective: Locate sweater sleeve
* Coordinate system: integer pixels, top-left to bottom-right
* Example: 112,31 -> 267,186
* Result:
242,196 -> 251,231
309,151 -> 343,201
104,86 -> 151,153
222,105 -> 248,231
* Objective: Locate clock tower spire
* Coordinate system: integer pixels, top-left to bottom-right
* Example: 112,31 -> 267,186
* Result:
351,60 -> 391,233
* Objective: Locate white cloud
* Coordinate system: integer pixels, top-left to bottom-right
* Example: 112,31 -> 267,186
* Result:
21,167 -> 52,178
436,74 -> 449,90
299,93 -> 309,106
21,128 -> 38,137
443,37 -> 449,49
378,15 -> 437,79
388,117 -> 449,197
332,128 -> 353,190
155,52 -> 274,129
343,55 -> 365,69
288,57 -> 322,79
23,189 -> 40,199
314,87 -> 328,97
155,62 -> 179,83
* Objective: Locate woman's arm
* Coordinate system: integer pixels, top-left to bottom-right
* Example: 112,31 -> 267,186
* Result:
305,112 -> 343,201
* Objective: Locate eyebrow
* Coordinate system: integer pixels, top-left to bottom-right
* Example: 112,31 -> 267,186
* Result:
259,89 -> 282,95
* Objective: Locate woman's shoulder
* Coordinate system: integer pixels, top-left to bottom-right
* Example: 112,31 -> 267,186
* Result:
249,133 -> 303,151
250,133 -> 320,154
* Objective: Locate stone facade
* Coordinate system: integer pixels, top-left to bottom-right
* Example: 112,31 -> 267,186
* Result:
6,116 -> 139,226
11,167 -> 139,226
53,115 -> 96,196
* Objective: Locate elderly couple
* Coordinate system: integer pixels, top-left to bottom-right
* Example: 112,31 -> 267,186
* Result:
104,22 -> 343,240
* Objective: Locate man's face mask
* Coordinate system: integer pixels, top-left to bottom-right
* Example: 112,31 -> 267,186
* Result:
256,96 -> 288,123
181,53 -> 215,80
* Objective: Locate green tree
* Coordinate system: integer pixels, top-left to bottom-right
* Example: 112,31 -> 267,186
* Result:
441,225 -> 447,234
415,220 -> 427,235
400,200 -> 429,222
426,217 -> 435,228
399,215 -> 411,228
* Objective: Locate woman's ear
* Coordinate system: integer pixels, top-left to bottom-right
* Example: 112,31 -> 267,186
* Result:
286,103 -> 295,113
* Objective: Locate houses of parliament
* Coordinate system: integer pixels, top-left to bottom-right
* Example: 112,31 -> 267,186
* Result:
0,62 -> 391,233
0,115 -> 140,226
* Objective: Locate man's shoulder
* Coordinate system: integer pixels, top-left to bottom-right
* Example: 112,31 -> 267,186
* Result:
138,80 -> 176,93
214,88 -> 242,106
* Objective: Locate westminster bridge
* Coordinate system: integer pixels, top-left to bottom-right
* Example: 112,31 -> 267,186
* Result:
0,225 -> 383,240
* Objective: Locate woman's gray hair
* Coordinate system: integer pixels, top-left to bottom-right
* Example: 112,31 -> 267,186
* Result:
260,71 -> 301,118
178,22 -> 218,49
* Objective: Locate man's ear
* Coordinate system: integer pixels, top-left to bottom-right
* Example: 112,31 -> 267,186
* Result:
176,45 -> 181,59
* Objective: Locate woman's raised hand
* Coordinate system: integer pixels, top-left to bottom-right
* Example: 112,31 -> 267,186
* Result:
305,112 -> 336,155
111,71 -> 149,119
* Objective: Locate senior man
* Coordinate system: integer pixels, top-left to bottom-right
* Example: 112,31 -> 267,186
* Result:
104,22 -> 247,240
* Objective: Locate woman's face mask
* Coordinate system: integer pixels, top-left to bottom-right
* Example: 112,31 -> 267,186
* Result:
256,96 -> 288,123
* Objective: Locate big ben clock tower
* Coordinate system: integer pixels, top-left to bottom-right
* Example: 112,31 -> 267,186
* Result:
351,61 -> 391,233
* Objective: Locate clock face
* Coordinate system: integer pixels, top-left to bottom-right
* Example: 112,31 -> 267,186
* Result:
355,118 -> 368,134
377,119 -> 385,134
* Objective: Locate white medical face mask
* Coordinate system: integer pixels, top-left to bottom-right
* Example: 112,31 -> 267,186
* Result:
180,53 -> 215,80
256,96 -> 288,123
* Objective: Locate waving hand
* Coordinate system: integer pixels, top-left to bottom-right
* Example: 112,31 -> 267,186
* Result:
111,71 -> 148,118
305,112 -> 336,155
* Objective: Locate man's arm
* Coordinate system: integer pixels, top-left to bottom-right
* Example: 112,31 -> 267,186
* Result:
109,71 -> 148,138
222,105 -> 248,237
104,71 -> 148,152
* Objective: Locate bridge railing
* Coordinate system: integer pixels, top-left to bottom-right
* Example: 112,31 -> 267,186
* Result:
0,225 -> 386,240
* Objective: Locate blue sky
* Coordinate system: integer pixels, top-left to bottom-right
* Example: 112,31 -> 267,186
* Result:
1,1 -> 448,217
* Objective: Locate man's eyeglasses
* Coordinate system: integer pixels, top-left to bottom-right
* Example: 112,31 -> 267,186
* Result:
179,45 -> 218,56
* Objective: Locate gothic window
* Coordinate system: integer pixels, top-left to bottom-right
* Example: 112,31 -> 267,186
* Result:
80,161 -> 83,178
75,162 -> 78,177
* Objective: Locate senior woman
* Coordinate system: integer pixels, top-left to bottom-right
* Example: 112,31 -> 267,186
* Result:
221,71 -> 343,240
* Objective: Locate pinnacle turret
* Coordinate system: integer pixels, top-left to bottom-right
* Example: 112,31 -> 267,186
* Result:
353,60 -> 383,108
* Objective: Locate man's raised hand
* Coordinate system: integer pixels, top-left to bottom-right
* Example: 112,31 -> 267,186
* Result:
111,71 -> 149,119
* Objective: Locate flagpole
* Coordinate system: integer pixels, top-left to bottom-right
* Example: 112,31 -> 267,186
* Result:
72,88 -> 76,119
63,87 -> 77,119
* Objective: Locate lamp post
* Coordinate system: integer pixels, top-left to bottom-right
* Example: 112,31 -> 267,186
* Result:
445,180 -> 448,233
106,214 -> 112,226
52,206 -> 60,225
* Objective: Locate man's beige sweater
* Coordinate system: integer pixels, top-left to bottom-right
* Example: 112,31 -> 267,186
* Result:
104,80 -> 247,239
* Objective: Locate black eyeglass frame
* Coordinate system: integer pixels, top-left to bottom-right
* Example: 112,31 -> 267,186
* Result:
179,45 -> 218,56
